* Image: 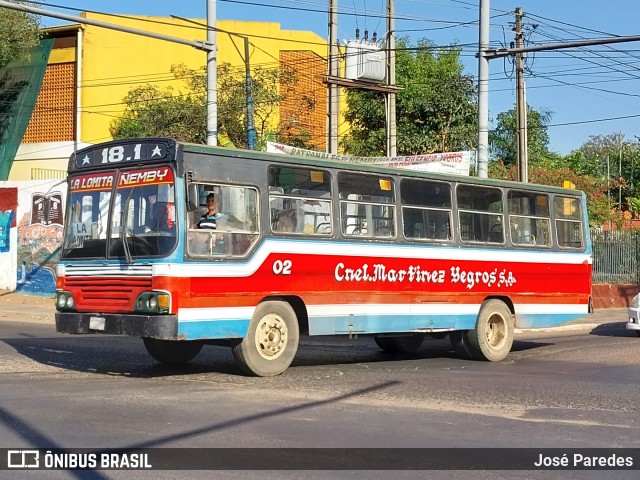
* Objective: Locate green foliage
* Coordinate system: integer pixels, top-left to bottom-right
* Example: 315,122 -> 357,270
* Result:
110,82 -> 207,143
489,106 -> 552,165
489,161 -> 613,227
0,5 -> 41,146
342,37 -> 477,156
568,133 -> 640,216
0,5 -> 41,68
111,63 -> 317,150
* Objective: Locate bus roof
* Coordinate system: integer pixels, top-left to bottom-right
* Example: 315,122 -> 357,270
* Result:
181,142 -> 584,197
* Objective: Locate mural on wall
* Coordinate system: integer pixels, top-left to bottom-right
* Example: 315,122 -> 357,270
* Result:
17,190 -> 64,296
0,188 -> 17,254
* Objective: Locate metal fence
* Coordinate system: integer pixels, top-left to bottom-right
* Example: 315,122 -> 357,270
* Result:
591,228 -> 640,284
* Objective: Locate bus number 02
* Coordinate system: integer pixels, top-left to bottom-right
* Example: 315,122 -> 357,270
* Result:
272,259 -> 292,275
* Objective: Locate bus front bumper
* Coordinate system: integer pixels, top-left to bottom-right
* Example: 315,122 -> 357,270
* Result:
56,312 -> 179,339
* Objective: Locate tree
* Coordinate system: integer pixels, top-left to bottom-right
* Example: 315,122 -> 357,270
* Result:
570,133 -> 640,216
0,4 -> 41,145
341,37 -> 477,156
111,63 -> 316,149
0,4 -> 41,67
489,160 -> 611,227
489,106 -> 554,166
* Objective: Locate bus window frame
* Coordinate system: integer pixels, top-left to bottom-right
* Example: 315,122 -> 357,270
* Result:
267,164 -> 334,237
456,184 -> 505,245
553,194 -> 585,250
507,189 -> 553,249
400,178 -> 453,243
338,171 -> 396,240
186,181 -> 260,259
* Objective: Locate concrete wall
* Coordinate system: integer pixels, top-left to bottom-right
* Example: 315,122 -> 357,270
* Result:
0,180 -> 67,296
592,284 -> 638,309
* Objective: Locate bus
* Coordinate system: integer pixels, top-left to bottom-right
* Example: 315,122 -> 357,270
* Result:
55,138 -> 592,376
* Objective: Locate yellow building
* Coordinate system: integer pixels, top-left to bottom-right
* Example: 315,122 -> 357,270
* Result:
13,13 -> 331,180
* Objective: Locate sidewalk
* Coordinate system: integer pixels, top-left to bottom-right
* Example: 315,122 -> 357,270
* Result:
515,307 -> 628,333
0,291 -> 630,331
0,291 -> 56,324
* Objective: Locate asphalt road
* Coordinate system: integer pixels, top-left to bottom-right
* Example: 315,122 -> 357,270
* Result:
1,315 -> 639,480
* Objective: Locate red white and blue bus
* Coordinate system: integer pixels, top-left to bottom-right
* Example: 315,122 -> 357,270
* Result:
55,138 -> 592,376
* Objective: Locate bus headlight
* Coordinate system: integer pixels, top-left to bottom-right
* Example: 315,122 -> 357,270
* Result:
134,292 -> 170,314
148,296 -> 158,310
56,291 -> 76,311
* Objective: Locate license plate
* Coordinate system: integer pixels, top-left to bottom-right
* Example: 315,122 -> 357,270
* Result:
89,316 -> 106,330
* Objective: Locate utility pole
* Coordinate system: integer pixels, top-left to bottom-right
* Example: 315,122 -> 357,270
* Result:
607,154 -> 611,220
385,0 -> 397,157
514,7 -> 528,183
173,15 -> 257,150
328,0 -> 339,153
206,0 -> 218,146
619,131 -> 623,210
243,36 -> 257,150
477,0 -> 490,178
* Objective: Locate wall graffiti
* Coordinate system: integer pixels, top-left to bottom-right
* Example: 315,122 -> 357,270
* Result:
0,209 -> 14,253
16,191 -> 65,296
0,188 -> 18,256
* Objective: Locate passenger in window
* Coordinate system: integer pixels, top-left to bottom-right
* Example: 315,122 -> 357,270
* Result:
276,209 -> 297,232
197,193 -> 220,229
192,192 -> 224,254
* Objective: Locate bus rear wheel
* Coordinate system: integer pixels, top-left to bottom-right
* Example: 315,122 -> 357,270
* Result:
465,299 -> 514,361
374,334 -> 424,353
232,301 -> 300,377
142,338 -> 203,365
450,331 -> 474,359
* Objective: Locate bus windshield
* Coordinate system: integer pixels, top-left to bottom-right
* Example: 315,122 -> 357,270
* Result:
62,166 -> 177,259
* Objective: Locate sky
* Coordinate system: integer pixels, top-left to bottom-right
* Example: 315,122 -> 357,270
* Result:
37,0 -> 640,155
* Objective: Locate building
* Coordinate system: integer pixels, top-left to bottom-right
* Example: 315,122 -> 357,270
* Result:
11,13 -> 332,180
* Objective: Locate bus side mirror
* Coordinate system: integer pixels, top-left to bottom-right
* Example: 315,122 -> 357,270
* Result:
187,183 -> 199,211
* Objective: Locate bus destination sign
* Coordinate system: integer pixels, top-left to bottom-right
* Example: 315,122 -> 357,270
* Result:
73,139 -> 176,170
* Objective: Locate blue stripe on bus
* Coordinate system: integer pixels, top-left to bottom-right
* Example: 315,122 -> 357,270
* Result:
175,312 -> 587,340
178,319 -> 250,339
309,314 -> 478,335
516,313 -> 585,329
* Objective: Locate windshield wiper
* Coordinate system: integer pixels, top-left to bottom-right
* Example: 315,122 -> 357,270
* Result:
120,204 -> 134,265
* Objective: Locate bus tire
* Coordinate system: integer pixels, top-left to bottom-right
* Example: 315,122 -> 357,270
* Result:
465,299 -> 514,361
142,338 -> 203,365
232,301 -> 300,377
449,331 -> 474,359
374,334 -> 424,353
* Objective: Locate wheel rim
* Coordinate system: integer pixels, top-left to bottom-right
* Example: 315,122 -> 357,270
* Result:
254,313 -> 288,360
485,312 -> 507,350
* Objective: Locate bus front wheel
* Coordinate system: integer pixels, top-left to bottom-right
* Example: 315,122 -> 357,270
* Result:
142,338 -> 203,365
464,299 -> 514,361
232,301 -> 300,377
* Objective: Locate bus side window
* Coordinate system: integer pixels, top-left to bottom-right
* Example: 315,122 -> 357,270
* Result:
554,196 -> 584,249
508,190 -> 552,248
187,183 -> 259,257
268,166 -> 333,236
457,185 -> 504,244
400,179 -> 452,242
